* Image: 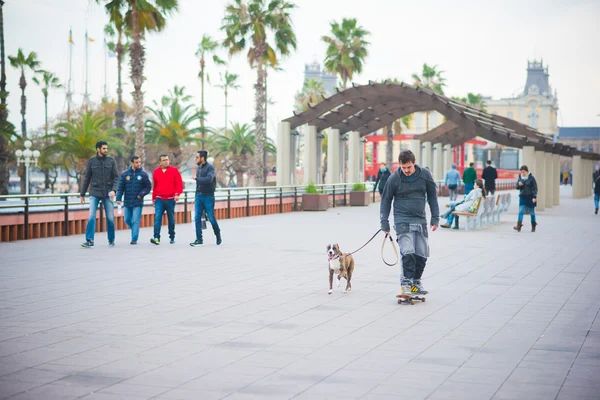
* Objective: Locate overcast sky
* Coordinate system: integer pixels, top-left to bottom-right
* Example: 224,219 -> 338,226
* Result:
5,0 -> 600,140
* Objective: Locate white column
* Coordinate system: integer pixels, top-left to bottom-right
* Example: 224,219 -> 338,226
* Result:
410,139 -> 421,162
572,155 -> 582,199
585,159 -> 592,197
522,146 -> 536,173
545,152 -> 553,208
443,144 -> 452,173
303,125 -> 317,185
276,121 -> 291,187
422,141 -> 432,170
326,129 -> 340,184
433,142 -> 443,181
535,150 -> 546,211
347,131 -> 361,183
553,153 -> 560,206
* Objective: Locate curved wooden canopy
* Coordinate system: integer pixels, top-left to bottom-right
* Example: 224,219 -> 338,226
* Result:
284,82 -> 600,160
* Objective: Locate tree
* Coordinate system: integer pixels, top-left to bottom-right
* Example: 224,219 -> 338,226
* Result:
322,18 -> 370,89
196,34 -> 225,145
47,112 -> 125,188
103,10 -> 130,130
159,84 -> 192,107
8,49 -> 40,138
222,0 -> 297,186
32,70 -> 62,136
452,92 -> 486,111
0,0 -> 13,195
216,71 -> 240,129
102,0 -> 179,165
211,122 -> 275,187
145,100 -> 202,168
412,63 -> 446,132
294,78 -> 327,112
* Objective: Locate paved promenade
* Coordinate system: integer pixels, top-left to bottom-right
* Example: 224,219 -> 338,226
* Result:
1,187 -> 599,400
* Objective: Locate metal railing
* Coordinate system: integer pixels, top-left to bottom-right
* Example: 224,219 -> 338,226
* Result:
0,182 -> 375,240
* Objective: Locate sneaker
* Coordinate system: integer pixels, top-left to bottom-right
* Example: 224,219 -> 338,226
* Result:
150,238 -> 160,245
440,223 -> 451,229
109,241 -> 115,247
81,240 -> 94,248
401,279 -> 413,296
413,280 -> 429,295
596,208 -> 598,215
130,240 -> 137,245
170,239 -> 175,244
190,239 -> 203,247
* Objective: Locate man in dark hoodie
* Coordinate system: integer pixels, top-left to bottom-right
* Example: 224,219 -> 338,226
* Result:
190,150 -> 222,246
380,150 -> 440,296
374,162 -> 391,196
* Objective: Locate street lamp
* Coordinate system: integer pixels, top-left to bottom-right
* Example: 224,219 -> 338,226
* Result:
15,140 -> 40,195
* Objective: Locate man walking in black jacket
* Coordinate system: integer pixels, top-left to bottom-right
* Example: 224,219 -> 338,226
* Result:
374,162 -> 391,196
482,160 -> 498,195
80,141 -> 120,248
190,150 -> 222,246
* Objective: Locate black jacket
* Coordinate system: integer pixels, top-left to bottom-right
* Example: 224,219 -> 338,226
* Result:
80,155 -> 120,198
195,162 -> 217,195
116,167 -> 152,207
516,174 -> 538,198
374,168 -> 391,193
594,175 -> 600,195
482,166 -> 498,190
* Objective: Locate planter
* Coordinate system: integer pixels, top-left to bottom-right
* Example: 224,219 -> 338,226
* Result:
349,191 -> 371,206
302,193 -> 329,211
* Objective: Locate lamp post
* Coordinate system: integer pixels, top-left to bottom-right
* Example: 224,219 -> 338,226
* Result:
15,140 -> 40,195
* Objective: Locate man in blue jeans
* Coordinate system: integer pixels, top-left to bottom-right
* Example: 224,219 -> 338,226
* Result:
190,150 -> 222,246
150,155 -> 183,245
79,141 -> 120,248
116,156 -> 152,244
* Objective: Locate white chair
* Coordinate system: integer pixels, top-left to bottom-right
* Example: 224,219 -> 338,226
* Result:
486,195 -> 496,225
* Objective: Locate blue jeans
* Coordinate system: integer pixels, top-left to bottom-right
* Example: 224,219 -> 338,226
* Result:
594,194 -> 599,209
86,196 -> 115,242
153,198 -> 175,240
518,205 -> 536,223
124,206 -> 143,241
195,193 -> 220,241
464,184 -> 474,195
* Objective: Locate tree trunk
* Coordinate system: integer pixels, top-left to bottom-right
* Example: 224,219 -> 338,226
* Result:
129,0 -> 145,163
0,0 -> 9,195
253,45 -> 266,187
19,72 -> 26,138
385,124 -> 393,167
43,167 -> 50,190
115,40 -> 125,130
44,92 -> 48,135
200,58 -> 206,146
235,170 -> 244,187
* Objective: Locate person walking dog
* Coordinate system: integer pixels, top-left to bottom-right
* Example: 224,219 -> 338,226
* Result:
116,156 -> 151,244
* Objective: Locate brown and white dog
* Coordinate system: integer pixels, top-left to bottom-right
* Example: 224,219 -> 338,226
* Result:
327,243 -> 355,294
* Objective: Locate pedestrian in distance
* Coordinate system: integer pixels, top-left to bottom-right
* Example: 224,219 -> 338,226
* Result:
374,162 -> 391,196
80,141 -> 120,248
190,150 -> 222,246
150,155 -> 183,245
444,164 -> 461,201
594,172 -> 600,215
462,162 -> 477,195
514,165 -> 538,232
116,156 -> 152,244
482,160 -> 498,195
380,150 -> 440,297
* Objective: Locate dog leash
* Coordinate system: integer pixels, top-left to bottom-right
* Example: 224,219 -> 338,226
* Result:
341,229 -> 399,266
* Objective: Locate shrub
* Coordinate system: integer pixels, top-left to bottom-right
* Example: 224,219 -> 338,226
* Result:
305,183 -> 322,194
352,183 -> 367,192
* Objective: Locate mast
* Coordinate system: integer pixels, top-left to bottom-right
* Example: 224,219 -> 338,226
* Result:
82,30 -> 90,111
103,37 -> 108,102
66,27 -> 74,119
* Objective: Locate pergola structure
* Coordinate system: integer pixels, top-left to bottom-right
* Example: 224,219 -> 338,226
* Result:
277,82 -> 600,205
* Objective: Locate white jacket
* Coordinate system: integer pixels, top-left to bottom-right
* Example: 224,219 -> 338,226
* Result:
456,188 -> 482,212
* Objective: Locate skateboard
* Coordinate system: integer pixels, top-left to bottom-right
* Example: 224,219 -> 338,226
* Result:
396,294 -> 426,305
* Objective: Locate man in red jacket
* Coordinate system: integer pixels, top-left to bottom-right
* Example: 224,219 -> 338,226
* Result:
150,155 -> 183,245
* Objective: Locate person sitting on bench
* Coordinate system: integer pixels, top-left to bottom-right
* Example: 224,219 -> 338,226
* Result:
440,179 -> 486,229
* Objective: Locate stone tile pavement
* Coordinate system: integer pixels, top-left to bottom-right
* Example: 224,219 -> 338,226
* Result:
0,186 -> 599,399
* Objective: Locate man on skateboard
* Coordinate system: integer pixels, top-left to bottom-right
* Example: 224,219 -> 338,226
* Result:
380,150 -> 439,298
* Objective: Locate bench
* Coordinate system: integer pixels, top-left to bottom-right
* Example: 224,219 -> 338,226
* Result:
491,193 -> 512,224
452,196 -> 484,231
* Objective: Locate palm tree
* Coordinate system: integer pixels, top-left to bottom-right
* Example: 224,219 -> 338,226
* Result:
160,84 -> 192,107
145,100 -> 202,168
222,0 -> 297,186
103,11 -> 130,130
294,78 -> 327,112
211,122 -> 275,187
100,0 -> 179,164
47,112 -> 125,188
322,18 -> 370,89
216,71 -> 240,130
196,34 -> 225,145
0,0 -> 13,195
32,70 -> 62,136
8,49 -> 40,138
453,92 -> 487,111
412,63 -> 446,132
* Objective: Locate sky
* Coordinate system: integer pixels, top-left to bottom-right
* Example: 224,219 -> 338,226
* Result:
4,0 -> 600,140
